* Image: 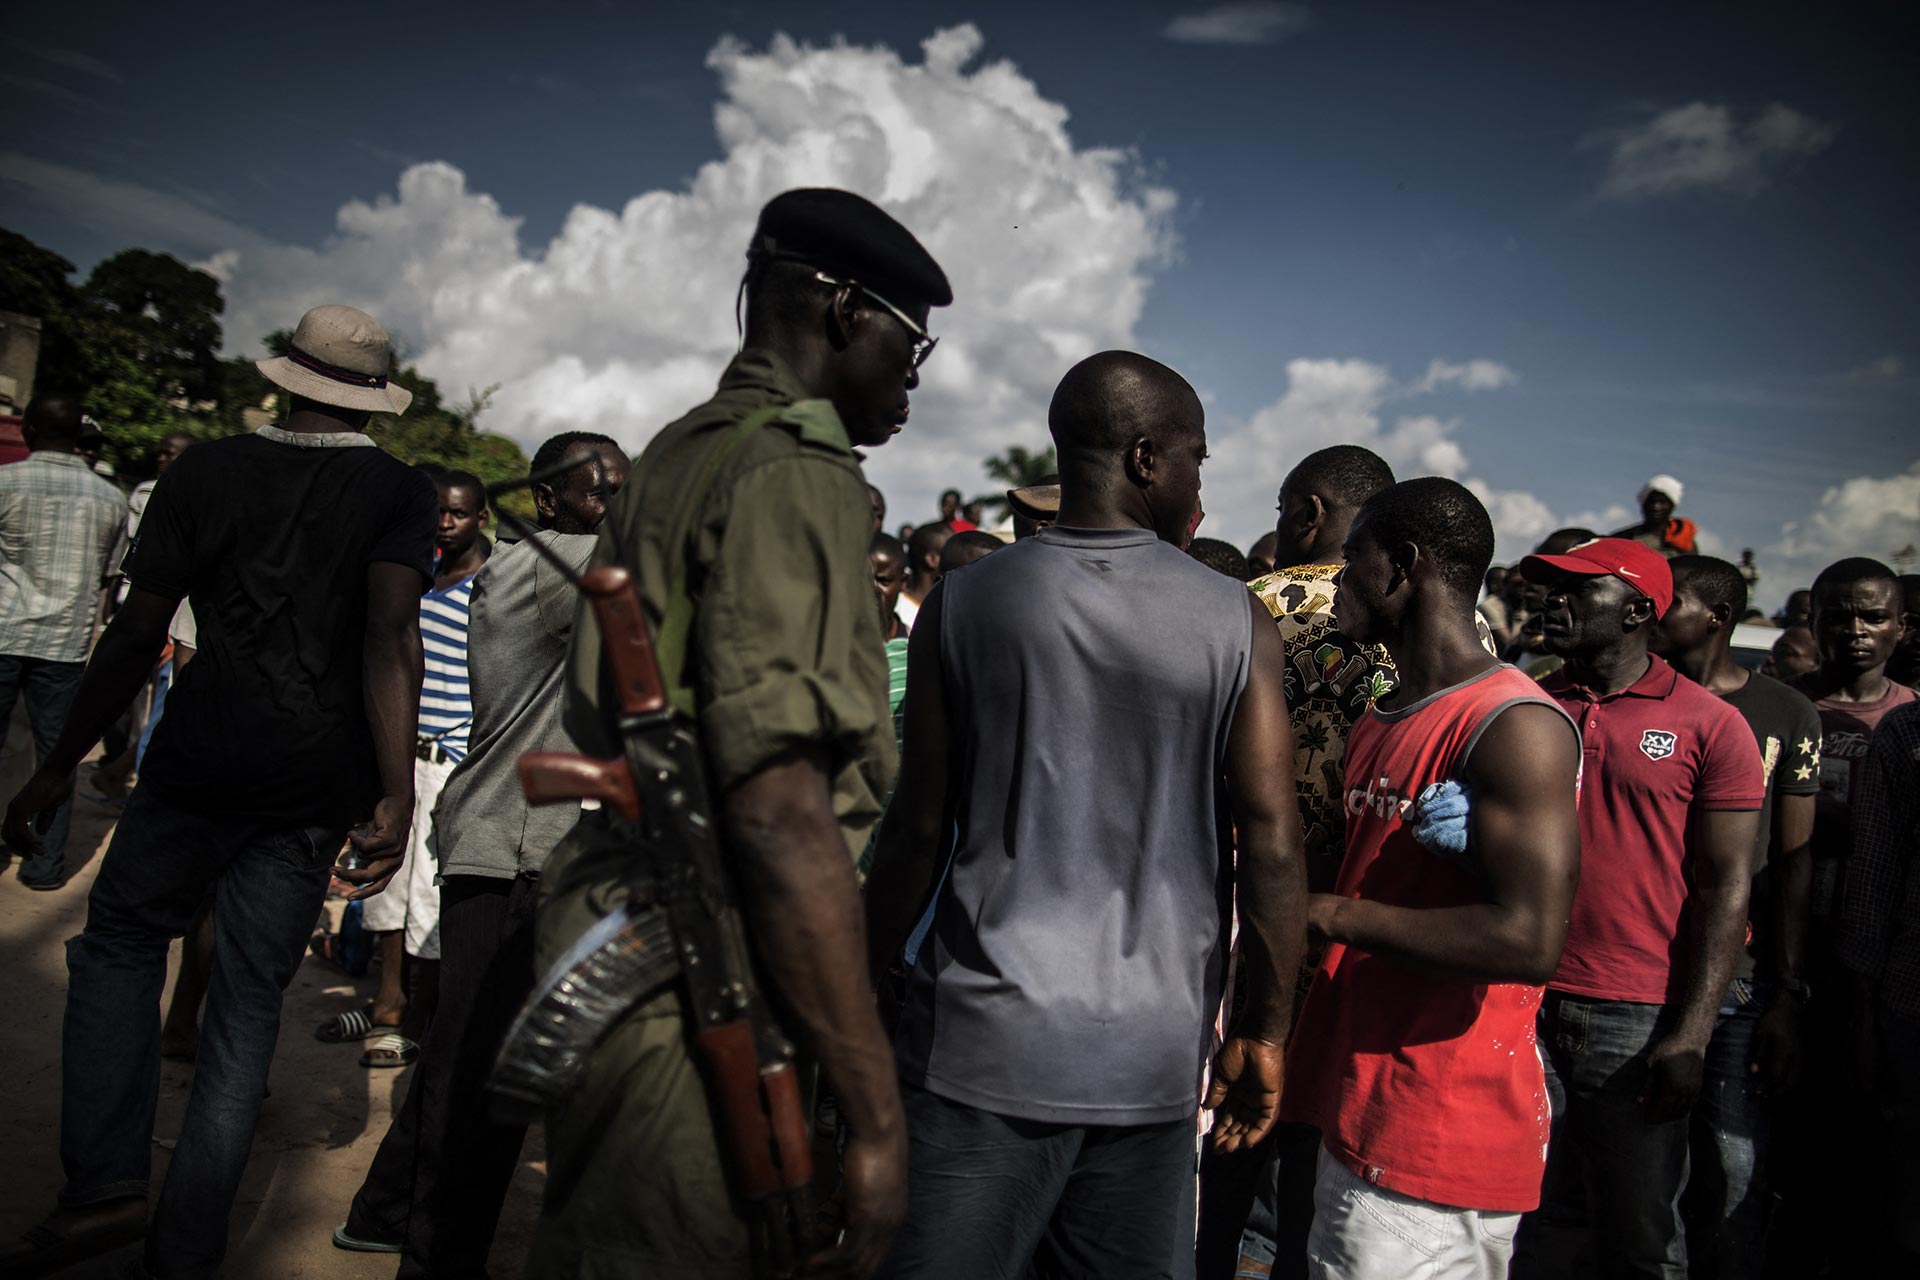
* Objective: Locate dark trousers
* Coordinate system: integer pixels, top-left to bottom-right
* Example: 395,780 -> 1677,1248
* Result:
345,873 -> 540,1278
1195,1121 -> 1317,1279
0,653 -> 85,881
880,1084 -> 1197,1280
1514,993 -> 1690,1280
60,784 -> 342,1279
1767,932 -> 1874,1277
1877,1006 -> 1920,1270
1684,982 -> 1772,1280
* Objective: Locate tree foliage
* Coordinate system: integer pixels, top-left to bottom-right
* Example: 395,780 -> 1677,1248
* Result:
971,442 -> 1058,515
0,229 -> 90,395
83,249 -> 224,404
0,228 -> 530,504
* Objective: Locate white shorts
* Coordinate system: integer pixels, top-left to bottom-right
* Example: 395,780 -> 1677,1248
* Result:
358,753 -> 454,959
1306,1146 -> 1521,1280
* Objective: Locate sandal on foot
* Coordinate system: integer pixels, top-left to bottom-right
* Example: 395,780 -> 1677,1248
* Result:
332,1222 -> 403,1253
314,1006 -> 383,1043
308,931 -> 346,969
360,1032 -> 420,1068
0,1209 -> 147,1277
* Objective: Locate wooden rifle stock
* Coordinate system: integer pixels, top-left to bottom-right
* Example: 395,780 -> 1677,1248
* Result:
517,565 -> 815,1273
695,1020 -> 814,1199
517,752 -> 642,823
578,565 -> 670,718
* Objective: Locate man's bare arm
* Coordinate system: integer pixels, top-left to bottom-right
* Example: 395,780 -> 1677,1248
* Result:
1640,806 -> 1757,1119
863,581 -> 953,982
1769,793 -> 1814,991
1205,596 -> 1308,1153
32,589 -> 175,777
2,588 -> 174,848
725,747 -> 906,1274
1313,702 -> 1582,985
337,562 -> 425,899
1670,807 -> 1758,1045
1225,597 -> 1309,1044
1754,791 -> 1814,1092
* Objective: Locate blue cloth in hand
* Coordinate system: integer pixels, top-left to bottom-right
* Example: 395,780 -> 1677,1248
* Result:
1413,780 -> 1472,864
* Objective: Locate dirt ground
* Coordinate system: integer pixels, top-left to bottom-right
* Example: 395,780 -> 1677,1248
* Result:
0,706 -> 544,1277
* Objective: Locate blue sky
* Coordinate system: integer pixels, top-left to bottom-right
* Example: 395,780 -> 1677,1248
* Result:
4,1 -> 1915,602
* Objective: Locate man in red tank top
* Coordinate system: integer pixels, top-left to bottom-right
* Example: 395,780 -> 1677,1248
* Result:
1280,478 -> 1583,1280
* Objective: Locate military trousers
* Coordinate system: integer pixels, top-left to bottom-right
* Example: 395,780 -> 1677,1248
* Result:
528,818 -> 754,1279
528,986 -> 756,1279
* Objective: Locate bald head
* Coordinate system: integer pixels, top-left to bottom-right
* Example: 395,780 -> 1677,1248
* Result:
1048,351 -> 1206,544
1049,351 -> 1203,458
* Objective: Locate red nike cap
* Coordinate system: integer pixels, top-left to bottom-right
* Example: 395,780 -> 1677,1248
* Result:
1520,536 -> 1675,617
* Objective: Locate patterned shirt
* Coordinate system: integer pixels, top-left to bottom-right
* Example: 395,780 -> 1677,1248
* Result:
0,451 -> 127,662
857,636 -> 914,882
886,635 -> 910,743
1251,564 -> 1398,891
418,574 -> 477,762
1840,702 -> 1920,1018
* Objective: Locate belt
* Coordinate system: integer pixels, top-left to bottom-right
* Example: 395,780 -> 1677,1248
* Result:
415,735 -> 453,764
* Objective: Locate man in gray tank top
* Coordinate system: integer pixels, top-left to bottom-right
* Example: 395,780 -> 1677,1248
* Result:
865,351 -> 1309,1280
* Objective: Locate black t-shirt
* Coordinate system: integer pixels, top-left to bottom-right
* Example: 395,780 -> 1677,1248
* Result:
125,432 -> 435,826
1720,670 -> 1823,980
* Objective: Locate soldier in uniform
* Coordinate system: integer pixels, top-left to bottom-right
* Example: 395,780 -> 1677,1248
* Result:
529,188 -> 950,1279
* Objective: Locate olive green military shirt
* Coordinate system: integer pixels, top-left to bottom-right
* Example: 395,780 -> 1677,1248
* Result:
563,349 -> 897,865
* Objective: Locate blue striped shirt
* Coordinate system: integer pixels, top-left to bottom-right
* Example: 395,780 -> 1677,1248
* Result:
419,575 -> 476,761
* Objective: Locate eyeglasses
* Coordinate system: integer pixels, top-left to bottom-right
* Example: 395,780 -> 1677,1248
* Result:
815,272 -> 938,369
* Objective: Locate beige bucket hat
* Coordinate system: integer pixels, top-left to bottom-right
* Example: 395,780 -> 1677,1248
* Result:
255,305 -> 413,415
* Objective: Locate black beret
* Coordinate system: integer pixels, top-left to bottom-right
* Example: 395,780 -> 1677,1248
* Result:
748,188 -> 952,311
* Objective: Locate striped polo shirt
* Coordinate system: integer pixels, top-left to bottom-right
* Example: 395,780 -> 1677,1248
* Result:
419,574 -> 477,761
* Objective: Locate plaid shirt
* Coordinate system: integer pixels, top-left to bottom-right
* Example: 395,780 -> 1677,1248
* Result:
1841,701 -> 1920,1017
0,451 -> 128,662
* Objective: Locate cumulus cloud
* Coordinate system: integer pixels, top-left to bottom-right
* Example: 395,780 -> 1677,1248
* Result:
209,26 -> 1175,521
1592,102 -> 1836,201
1163,3 -> 1313,45
1764,461 -> 1920,598
1410,358 -> 1517,394
1202,356 -> 1561,558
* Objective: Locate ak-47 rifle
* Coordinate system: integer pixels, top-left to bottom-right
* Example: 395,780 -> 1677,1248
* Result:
479,458 -> 815,1276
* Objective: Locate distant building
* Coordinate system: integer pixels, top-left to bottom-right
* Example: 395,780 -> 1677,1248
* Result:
0,310 -> 43,414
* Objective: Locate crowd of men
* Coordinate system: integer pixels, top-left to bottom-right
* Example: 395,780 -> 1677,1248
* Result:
0,186 -> 1915,1280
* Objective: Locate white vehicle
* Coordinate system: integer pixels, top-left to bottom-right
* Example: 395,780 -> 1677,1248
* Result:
1730,622 -> 1783,671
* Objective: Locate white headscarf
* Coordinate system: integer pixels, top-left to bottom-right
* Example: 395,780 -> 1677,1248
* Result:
1638,474 -> 1684,508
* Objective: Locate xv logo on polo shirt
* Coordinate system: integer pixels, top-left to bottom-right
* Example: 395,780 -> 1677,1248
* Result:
1640,729 -> 1678,761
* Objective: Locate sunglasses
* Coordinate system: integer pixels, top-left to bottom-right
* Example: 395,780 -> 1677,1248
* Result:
815,272 -> 938,369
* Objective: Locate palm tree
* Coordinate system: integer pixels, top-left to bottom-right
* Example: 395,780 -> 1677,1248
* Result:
972,443 -> 1058,517
1297,719 -> 1331,771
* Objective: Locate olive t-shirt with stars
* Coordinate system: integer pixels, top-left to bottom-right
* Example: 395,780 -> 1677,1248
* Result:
1721,670 -> 1823,982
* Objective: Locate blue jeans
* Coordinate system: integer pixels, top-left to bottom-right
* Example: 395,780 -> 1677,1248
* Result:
881,1084 -> 1197,1280
60,783 -> 344,1279
1513,993 -> 1690,1280
1685,980 -> 1772,1280
0,654 -> 86,882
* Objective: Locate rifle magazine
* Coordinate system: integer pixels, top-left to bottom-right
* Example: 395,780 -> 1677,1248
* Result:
487,902 -> 680,1119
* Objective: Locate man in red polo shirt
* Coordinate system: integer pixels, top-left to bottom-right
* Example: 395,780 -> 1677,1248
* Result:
1280,478 -> 1582,1279
1509,539 -> 1763,1279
